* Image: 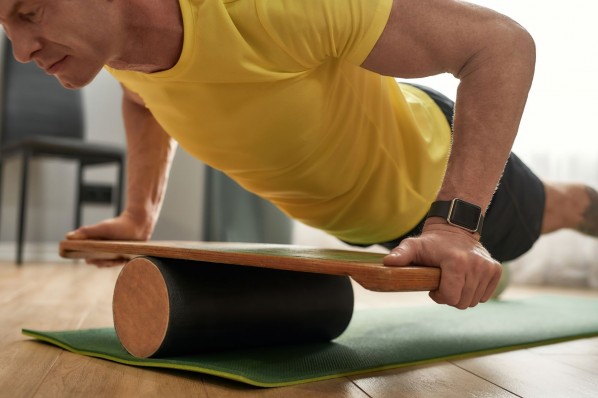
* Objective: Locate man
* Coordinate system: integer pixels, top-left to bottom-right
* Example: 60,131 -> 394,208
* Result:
1,0 -> 594,310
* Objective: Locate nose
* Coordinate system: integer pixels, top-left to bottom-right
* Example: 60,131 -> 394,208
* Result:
9,27 -> 42,63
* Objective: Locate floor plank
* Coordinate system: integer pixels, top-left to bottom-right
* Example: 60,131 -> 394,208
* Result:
527,337 -> 598,377
528,336 -> 598,355
0,263 -> 119,398
0,283 -> 92,395
543,355 -> 598,377
32,351 -> 211,398
0,264 -> 57,304
3,261 -> 598,397
202,376 -> 370,398
453,349 -> 598,398
350,362 -> 517,398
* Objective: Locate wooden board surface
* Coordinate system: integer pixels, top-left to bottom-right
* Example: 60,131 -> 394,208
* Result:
59,240 -> 440,292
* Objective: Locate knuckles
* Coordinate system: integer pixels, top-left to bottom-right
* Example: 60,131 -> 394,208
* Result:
414,229 -> 502,310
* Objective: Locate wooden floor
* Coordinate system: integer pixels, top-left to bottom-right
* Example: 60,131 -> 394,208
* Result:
2,261 -> 598,397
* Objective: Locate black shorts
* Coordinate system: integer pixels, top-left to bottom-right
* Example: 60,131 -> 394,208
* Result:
373,83 -> 546,262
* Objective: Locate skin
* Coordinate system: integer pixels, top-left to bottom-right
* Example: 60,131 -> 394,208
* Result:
1,0 -> 181,262
361,0 -> 536,309
2,0 -> 595,309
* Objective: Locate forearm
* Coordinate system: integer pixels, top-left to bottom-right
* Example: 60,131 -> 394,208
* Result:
367,0 -> 534,307
437,27 -> 536,213
122,90 -> 177,239
362,0 -> 536,216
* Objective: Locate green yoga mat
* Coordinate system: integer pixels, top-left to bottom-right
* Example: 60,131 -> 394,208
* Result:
23,295 -> 598,387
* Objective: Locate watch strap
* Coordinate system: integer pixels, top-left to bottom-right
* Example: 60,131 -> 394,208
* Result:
427,199 -> 484,234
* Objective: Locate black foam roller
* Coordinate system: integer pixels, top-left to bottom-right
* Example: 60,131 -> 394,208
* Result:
113,256 -> 354,358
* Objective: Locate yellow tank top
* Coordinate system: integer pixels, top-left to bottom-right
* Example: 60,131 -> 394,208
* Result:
106,0 -> 451,244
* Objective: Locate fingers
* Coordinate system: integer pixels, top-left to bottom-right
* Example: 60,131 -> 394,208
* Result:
66,212 -> 152,242
456,261 -> 500,309
387,227 -> 503,310
480,264 -> 503,303
429,259 -> 502,309
66,225 -> 99,240
383,238 -> 418,267
64,215 -> 146,267
429,260 -> 465,306
66,222 -> 113,240
83,252 -> 130,267
85,258 -> 127,268
63,212 -> 154,268
66,229 -> 86,240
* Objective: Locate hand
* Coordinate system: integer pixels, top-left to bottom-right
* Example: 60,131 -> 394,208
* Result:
65,210 -> 153,268
383,218 -> 502,309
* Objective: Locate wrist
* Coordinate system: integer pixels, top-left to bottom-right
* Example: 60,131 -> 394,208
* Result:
122,207 -> 157,240
426,198 -> 485,238
423,217 -> 481,241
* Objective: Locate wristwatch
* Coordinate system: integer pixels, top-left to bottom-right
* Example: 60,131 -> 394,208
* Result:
427,199 -> 484,234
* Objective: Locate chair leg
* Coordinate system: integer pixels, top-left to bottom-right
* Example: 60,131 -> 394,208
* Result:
17,152 -> 30,265
75,162 -> 83,229
115,159 -> 124,217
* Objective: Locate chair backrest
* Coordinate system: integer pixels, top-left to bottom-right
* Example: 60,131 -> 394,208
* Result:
0,37 -> 84,147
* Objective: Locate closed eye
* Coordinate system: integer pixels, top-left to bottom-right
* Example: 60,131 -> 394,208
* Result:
19,8 -> 41,23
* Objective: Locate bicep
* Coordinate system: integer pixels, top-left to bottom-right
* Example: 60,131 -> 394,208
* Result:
361,0 -> 529,78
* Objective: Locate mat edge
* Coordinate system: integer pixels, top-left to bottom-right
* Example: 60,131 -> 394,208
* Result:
22,328 -> 598,388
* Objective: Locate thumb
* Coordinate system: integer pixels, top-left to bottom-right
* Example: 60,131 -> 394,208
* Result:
66,222 -> 111,240
66,228 -> 87,240
383,239 -> 417,267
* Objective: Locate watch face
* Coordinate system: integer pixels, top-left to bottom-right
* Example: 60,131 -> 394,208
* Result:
448,199 -> 482,232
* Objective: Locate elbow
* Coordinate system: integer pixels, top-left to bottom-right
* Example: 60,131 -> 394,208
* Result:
457,18 -> 536,84
507,21 -> 536,74
501,20 -> 536,90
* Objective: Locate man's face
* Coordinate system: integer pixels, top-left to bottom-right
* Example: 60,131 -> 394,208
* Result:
0,0 -> 115,89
